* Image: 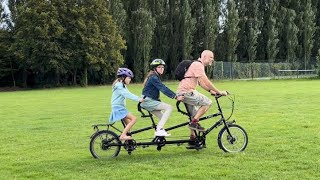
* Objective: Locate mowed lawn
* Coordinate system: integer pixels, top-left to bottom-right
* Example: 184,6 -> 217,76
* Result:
0,79 -> 319,179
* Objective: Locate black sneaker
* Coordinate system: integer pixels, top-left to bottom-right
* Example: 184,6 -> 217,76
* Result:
188,122 -> 206,132
186,139 -> 203,150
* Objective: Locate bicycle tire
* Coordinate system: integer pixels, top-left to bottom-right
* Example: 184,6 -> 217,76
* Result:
89,130 -> 121,158
217,124 -> 248,152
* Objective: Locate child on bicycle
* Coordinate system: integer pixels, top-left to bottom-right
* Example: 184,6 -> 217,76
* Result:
109,68 -> 144,141
141,59 -> 184,137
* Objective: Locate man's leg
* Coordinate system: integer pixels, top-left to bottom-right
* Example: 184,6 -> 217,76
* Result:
183,91 -> 212,131
193,105 -> 210,120
185,103 -> 196,137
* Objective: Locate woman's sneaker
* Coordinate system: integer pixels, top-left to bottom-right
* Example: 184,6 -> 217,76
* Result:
155,129 -> 171,137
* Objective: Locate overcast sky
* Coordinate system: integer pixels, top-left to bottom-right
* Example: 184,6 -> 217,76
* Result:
1,0 -> 9,13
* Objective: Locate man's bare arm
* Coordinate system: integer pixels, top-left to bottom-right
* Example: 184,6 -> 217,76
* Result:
198,76 -> 228,95
198,75 -> 219,92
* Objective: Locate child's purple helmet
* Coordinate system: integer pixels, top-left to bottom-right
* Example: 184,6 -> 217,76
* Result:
117,68 -> 134,78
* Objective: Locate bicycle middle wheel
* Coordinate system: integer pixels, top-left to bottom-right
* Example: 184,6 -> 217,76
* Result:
90,130 -> 121,158
218,124 -> 248,152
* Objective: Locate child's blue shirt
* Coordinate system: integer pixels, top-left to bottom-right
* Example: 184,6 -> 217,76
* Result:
111,82 -> 140,107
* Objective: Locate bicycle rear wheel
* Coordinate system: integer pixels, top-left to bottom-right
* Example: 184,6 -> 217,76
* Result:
218,124 -> 248,152
90,130 -> 121,158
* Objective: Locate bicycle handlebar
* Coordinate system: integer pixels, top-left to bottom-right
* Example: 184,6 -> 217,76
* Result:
176,101 -> 189,116
137,102 -> 142,111
137,102 -> 150,118
211,91 -> 230,98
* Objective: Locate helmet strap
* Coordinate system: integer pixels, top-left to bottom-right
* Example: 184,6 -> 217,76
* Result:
118,76 -> 126,84
122,76 -> 127,84
153,69 -> 161,78
153,67 -> 160,75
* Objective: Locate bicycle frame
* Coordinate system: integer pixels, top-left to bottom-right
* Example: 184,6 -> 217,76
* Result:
191,94 -> 236,138
91,94 -> 235,149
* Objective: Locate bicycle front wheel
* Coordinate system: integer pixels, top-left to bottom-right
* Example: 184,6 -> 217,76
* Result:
90,130 -> 121,158
218,124 -> 248,153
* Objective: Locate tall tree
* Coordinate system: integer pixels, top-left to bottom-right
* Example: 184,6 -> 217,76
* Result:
236,0 -> 248,62
104,0 -> 128,83
255,1 -> 267,61
266,0 -> 280,65
1,0 -> 18,87
247,0 -> 259,79
214,0 -> 228,63
128,1 -> 155,81
282,8 -> 299,66
301,0 -> 316,69
203,0 -> 219,51
53,0 -> 84,85
55,0 -> 125,86
278,1 -> 300,68
0,1 -> 3,23
167,0 -> 181,77
32,1 -> 64,86
79,0 -> 126,86
106,0 -> 127,39
225,0 -> 240,79
317,49 -> 320,77
10,0 -> 63,87
0,1 -> 6,82
291,0 -> 303,63
202,0 -> 220,79
7,0 -> 29,87
0,29 -> 10,85
149,0 -> 170,65
7,0 -> 125,87
190,0 -> 204,56
180,0 -> 195,59
311,0 -> 320,59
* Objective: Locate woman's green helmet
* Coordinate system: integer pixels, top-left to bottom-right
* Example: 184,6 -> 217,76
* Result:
150,59 -> 166,69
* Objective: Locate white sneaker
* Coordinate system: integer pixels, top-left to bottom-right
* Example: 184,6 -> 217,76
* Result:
155,129 -> 171,137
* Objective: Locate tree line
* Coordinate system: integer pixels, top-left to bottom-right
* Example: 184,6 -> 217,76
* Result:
0,0 -> 319,88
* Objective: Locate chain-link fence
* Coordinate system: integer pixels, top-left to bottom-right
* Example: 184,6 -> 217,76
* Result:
207,60 -> 318,80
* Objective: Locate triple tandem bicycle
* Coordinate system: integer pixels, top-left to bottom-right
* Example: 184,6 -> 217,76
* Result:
89,93 -> 248,158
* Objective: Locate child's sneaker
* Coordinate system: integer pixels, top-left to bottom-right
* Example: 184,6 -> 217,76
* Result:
155,129 -> 171,137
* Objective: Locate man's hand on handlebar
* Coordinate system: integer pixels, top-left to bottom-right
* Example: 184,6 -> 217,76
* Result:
209,90 -> 228,96
219,91 -> 228,96
176,94 -> 184,101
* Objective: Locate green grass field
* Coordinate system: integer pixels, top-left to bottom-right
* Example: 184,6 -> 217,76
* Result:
1,79 -> 320,179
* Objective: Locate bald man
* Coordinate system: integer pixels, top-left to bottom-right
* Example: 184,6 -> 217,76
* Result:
177,50 -> 227,145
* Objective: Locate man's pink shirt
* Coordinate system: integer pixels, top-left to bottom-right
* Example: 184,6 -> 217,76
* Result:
177,61 -> 206,93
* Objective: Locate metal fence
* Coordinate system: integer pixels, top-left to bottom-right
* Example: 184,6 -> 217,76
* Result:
207,61 -> 318,80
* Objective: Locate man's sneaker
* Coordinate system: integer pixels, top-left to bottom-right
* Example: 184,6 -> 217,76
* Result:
155,129 -> 171,137
188,122 -> 206,132
186,136 -> 196,149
